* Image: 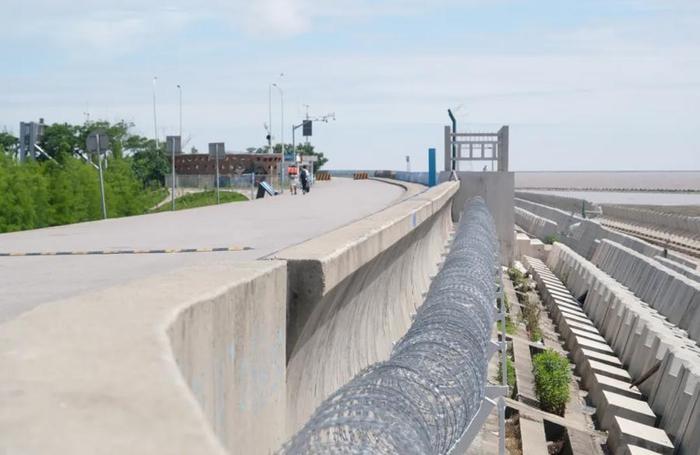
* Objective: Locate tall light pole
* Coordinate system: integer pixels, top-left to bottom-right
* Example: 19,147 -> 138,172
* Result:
268,84 -> 273,152
272,84 -> 284,151
172,84 -> 182,210
272,83 -> 284,191
152,76 -> 159,148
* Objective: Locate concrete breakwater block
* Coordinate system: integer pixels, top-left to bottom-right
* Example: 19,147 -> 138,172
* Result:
588,373 -> 642,403
569,327 -> 607,344
606,416 -> 674,455
515,206 -> 558,241
582,358 -> 632,386
571,335 -> 616,359
595,390 -> 657,431
575,347 -> 623,369
545,243 -> 700,454
559,318 -> 601,340
591,239 -> 700,344
623,444 -> 668,455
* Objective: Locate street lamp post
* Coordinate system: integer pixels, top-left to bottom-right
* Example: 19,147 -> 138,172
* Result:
268,84 -> 273,152
272,83 -> 284,191
172,84 -> 182,210
152,76 -> 159,148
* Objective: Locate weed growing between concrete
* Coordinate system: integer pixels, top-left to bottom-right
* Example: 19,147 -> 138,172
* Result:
543,234 -> 559,245
508,267 -> 543,342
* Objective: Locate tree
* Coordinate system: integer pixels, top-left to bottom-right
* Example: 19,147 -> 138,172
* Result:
0,132 -> 18,157
295,143 -> 328,171
130,142 -> 170,188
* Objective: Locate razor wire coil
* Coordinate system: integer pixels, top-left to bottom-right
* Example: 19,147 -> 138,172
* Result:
281,197 -> 499,454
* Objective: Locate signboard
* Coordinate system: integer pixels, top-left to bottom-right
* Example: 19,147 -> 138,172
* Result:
86,130 -> 110,154
166,136 -> 182,155
284,151 -> 295,161
301,155 -> 318,164
208,142 -> 225,157
302,120 -> 312,137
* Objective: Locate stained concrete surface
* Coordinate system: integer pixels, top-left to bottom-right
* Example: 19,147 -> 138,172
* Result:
0,178 -> 406,323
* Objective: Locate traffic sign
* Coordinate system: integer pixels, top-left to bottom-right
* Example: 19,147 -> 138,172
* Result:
303,120 -> 312,137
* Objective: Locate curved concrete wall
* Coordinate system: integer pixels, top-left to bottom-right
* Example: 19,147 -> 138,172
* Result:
167,263 -> 287,454
273,182 -> 459,435
0,262 -> 286,455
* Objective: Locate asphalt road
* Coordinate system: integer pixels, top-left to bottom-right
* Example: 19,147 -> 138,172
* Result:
0,178 -> 405,323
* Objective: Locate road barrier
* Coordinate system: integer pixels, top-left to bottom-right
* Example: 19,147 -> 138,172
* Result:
314,171 -> 331,181
281,197 -> 499,454
353,172 -> 368,180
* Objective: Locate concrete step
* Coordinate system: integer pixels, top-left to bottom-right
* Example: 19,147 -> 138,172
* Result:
607,416 -> 674,455
595,390 -> 657,431
588,373 -> 642,403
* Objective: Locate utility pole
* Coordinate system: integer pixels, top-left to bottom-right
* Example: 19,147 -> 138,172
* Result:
173,84 -> 182,210
268,84 -> 273,152
152,76 -> 159,148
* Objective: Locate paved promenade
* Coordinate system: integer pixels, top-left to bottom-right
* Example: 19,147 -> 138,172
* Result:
0,178 -> 407,322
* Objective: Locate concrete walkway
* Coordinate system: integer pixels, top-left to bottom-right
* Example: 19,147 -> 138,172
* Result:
0,178 -> 413,323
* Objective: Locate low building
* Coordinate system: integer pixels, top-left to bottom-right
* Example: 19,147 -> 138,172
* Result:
166,153 -> 283,189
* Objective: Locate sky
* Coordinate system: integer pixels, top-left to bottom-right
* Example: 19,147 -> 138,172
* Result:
2,0 -> 699,171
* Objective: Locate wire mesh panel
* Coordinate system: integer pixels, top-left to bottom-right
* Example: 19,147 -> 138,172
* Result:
281,197 -> 499,454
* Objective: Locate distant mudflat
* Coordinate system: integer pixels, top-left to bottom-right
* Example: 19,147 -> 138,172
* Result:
516,171 -> 700,192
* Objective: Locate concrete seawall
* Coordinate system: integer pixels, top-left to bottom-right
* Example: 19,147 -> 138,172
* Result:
274,182 -> 459,435
0,262 -> 287,454
0,180 -> 465,453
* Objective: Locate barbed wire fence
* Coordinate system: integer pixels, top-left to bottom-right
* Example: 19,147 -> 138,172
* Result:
281,197 -> 500,454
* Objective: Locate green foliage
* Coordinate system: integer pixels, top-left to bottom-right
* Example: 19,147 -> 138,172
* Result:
0,132 -> 18,156
508,267 -> 524,283
152,190 -> 247,212
532,349 -> 571,416
496,357 -> 517,398
141,188 -> 169,210
296,143 -> 328,171
130,142 -> 170,189
45,157 -> 101,225
0,154 -> 50,231
505,316 -> 516,335
543,234 -> 559,245
0,154 -> 171,233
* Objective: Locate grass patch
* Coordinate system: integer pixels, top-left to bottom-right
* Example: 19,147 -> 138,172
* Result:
505,315 -> 516,335
142,188 -> 169,209
496,356 -> 517,399
152,190 -> 247,212
532,349 -> 571,416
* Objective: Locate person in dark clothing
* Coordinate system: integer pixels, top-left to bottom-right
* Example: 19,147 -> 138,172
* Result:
300,165 -> 310,194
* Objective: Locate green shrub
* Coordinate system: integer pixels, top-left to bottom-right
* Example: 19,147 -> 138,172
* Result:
543,234 -> 559,245
532,349 -> 571,416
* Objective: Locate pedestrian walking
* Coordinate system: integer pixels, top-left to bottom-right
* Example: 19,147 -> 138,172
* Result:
300,165 -> 310,194
288,165 -> 299,195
